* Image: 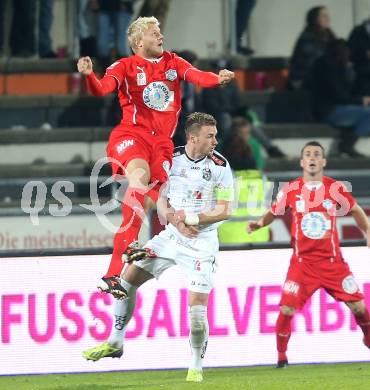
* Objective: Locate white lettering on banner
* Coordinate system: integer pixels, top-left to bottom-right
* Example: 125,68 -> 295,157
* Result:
0,247 -> 370,375
0,215 -> 150,250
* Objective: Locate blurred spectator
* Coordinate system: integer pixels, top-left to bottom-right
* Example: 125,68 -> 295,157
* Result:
201,59 -> 243,137
1,0 -> 56,58
201,58 -> 285,158
138,0 -> 172,31
0,0 -> 5,57
221,116 -> 264,170
218,116 -> 270,245
311,39 -> 370,157
78,0 -> 97,57
288,6 -> 336,90
38,0 -> 56,58
235,0 -> 256,56
10,0 -> 36,58
92,0 -> 134,69
348,17 -> 370,95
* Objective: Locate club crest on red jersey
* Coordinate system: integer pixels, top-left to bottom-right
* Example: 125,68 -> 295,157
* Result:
165,69 -> 177,81
137,72 -> 147,86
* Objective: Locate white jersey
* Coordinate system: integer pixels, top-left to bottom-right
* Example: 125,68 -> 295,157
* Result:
166,146 -> 234,233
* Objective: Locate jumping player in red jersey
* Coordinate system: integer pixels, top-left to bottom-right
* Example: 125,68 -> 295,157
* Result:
77,17 -> 234,299
248,141 -> 370,368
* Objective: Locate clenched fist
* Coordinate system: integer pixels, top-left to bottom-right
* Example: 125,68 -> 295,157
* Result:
218,69 -> 235,86
77,56 -> 93,75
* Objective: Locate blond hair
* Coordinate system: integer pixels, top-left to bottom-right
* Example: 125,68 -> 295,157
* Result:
127,16 -> 160,52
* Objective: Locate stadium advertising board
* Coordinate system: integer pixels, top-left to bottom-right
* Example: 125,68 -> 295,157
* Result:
1,247 -> 369,375
0,208 -> 369,251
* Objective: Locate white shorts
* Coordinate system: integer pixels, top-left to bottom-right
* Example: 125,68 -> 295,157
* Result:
135,224 -> 219,294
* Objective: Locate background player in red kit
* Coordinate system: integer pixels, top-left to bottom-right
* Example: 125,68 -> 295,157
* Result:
248,141 -> 370,368
77,17 -> 234,298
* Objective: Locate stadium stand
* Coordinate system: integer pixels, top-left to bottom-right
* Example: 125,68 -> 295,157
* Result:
0,51 -> 369,224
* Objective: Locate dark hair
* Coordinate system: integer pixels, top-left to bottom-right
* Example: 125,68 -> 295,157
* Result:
304,6 -> 335,41
184,112 -> 217,137
301,141 -> 326,157
222,116 -> 253,162
306,6 -> 325,29
230,116 -> 252,136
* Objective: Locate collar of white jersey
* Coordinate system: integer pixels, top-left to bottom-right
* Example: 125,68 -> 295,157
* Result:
184,146 -> 207,164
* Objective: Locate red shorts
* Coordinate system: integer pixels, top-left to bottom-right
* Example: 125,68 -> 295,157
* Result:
280,256 -> 363,309
106,126 -> 174,185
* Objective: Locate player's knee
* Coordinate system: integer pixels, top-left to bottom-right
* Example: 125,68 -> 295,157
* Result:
348,300 -> 365,315
191,319 -> 205,336
281,305 -> 295,316
143,196 -> 155,213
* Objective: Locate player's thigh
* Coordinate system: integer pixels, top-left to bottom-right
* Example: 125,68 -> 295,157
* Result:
122,263 -> 154,286
323,261 -> 363,302
125,158 -> 151,187
149,140 -> 173,184
184,255 -> 217,294
280,262 -> 320,310
176,237 -> 218,295
185,235 -> 219,294
134,228 -> 178,278
107,134 -> 151,178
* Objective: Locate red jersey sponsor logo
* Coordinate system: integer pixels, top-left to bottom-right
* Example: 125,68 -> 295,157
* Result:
116,139 -> 134,154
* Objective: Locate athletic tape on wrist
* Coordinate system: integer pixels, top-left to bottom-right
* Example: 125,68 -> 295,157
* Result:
184,213 -> 199,226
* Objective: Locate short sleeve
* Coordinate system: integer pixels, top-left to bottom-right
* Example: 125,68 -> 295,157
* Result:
271,183 -> 291,216
215,162 -> 234,201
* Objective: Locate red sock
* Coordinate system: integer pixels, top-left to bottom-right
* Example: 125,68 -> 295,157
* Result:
276,312 -> 293,361
104,187 -> 145,278
354,308 -> 370,346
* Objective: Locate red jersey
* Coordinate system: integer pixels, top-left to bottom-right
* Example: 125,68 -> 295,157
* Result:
271,176 -> 356,260
102,51 -> 219,141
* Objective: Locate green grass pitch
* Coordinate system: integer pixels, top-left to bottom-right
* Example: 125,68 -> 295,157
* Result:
0,363 -> 369,390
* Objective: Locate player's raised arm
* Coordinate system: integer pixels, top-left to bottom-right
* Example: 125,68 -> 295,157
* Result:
350,203 -> 370,247
77,56 -> 117,96
174,55 -> 235,88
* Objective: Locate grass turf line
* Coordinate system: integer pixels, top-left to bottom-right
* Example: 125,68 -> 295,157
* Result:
0,363 -> 370,390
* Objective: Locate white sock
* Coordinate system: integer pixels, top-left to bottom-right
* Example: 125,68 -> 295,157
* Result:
189,305 -> 208,370
108,279 -> 137,348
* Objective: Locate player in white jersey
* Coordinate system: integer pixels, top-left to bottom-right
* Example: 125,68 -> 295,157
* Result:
83,113 -> 234,382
